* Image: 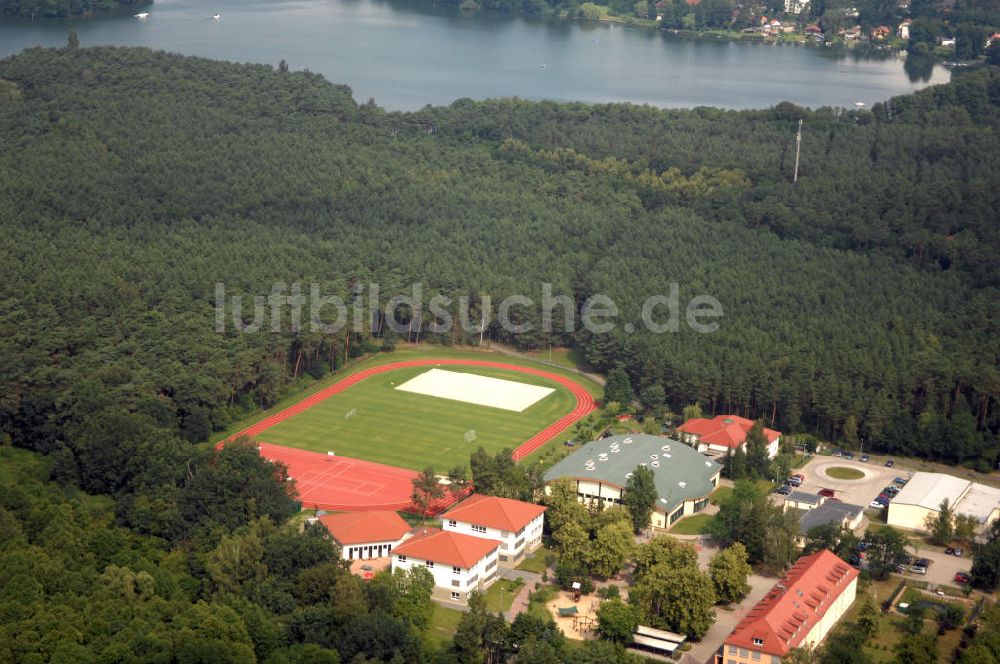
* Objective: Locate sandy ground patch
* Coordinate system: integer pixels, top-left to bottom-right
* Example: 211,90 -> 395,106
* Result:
395,368 -> 554,412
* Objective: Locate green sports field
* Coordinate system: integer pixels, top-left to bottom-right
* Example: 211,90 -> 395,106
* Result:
257,364 -> 577,472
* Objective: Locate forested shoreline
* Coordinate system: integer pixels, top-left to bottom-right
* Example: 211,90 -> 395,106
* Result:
0,0 -> 142,18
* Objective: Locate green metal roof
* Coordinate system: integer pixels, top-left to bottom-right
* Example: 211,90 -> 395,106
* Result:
543,434 -> 722,513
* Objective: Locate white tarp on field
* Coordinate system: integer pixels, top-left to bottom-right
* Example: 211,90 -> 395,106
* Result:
394,368 -> 554,412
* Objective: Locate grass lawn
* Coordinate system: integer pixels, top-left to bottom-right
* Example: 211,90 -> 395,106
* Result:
669,513 -> 715,535
825,466 -> 866,480
425,604 -> 464,649
216,345 -> 602,471
516,546 -> 555,574
710,485 -> 733,505
483,578 -> 524,613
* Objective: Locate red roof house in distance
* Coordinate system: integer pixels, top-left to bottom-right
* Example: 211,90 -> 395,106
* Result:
678,415 -> 781,459
716,550 -> 859,664
391,527 -> 501,605
318,510 -> 411,561
442,494 -> 546,566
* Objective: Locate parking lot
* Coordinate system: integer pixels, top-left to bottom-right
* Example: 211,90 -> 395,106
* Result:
797,456 -> 904,508
795,455 -> 972,587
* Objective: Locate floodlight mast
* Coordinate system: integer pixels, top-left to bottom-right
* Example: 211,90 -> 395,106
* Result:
793,119 -> 803,184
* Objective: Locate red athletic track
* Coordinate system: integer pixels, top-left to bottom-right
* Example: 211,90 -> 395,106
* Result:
225,359 -> 596,512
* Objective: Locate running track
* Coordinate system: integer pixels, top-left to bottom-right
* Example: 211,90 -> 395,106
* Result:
227,359 -> 596,512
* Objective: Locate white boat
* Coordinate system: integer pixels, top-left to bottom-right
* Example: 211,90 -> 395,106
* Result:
134,11 -> 149,18
854,101 -> 866,108
212,13 -> 221,19
539,62 -> 547,68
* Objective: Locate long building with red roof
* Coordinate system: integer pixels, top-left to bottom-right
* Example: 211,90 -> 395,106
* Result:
717,550 -> 858,664
318,510 -> 412,561
678,415 -> 782,459
442,494 -> 546,566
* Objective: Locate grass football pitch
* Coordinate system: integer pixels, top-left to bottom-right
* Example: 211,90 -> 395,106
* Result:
257,364 -> 577,472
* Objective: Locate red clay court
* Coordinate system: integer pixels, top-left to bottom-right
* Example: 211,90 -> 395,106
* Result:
229,359 -> 596,512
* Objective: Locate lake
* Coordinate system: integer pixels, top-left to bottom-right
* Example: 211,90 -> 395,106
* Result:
0,0 -> 950,111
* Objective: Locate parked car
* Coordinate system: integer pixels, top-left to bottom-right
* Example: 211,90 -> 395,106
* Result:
860,454 -> 870,462
884,485 -> 900,495
878,493 -> 891,502
791,473 -> 805,481
788,476 -> 802,487
895,564 -> 907,574
945,547 -> 956,555
819,488 -> 836,497
915,558 -> 931,567
564,440 -> 575,447
870,499 -> 887,508
774,485 -> 792,495
954,572 -> 972,584
833,450 -> 842,457
912,565 -> 928,575
953,548 -> 964,557
849,555 -> 863,567
885,459 -> 895,467
902,555 -> 914,565
844,452 -> 854,460
856,542 -> 870,551
894,476 -> 908,485
827,497 -> 843,503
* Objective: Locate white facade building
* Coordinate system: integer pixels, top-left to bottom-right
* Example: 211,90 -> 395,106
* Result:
442,494 -> 546,566
391,528 -> 501,605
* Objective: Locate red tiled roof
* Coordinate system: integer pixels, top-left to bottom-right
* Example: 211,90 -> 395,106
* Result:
723,550 -> 859,657
318,511 -> 410,546
393,528 -> 500,568
678,415 -> 781,448
444,494 -> 546,532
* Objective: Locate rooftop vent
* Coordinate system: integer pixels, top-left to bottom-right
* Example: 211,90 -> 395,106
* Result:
640,462 -> 647,467
625,472 -> 634,479
650,454 -> 658,460
664,454 -> 671,459
623,437 -> 633,444
659,498 -> 668,504
678,481 -> 687,488
651,461 -> 660,468
661,445 -> 670,451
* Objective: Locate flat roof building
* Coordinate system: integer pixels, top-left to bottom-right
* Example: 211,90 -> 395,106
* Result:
888,472 -> 1000,534
543,434 -> 722,529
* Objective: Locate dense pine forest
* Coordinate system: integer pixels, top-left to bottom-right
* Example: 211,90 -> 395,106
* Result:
0,44 -> 998,662
1,47 -> 997,470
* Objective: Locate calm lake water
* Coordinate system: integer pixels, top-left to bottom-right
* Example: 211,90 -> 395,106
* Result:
0,0 -> 950,111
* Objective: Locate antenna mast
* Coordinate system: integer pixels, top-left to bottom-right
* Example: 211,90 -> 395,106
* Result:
793,119 -> 803,184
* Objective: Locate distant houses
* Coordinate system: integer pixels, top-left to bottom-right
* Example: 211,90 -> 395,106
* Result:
543,434 -> 722,530
677,415 -> 782,459
715,550 -> 859,663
